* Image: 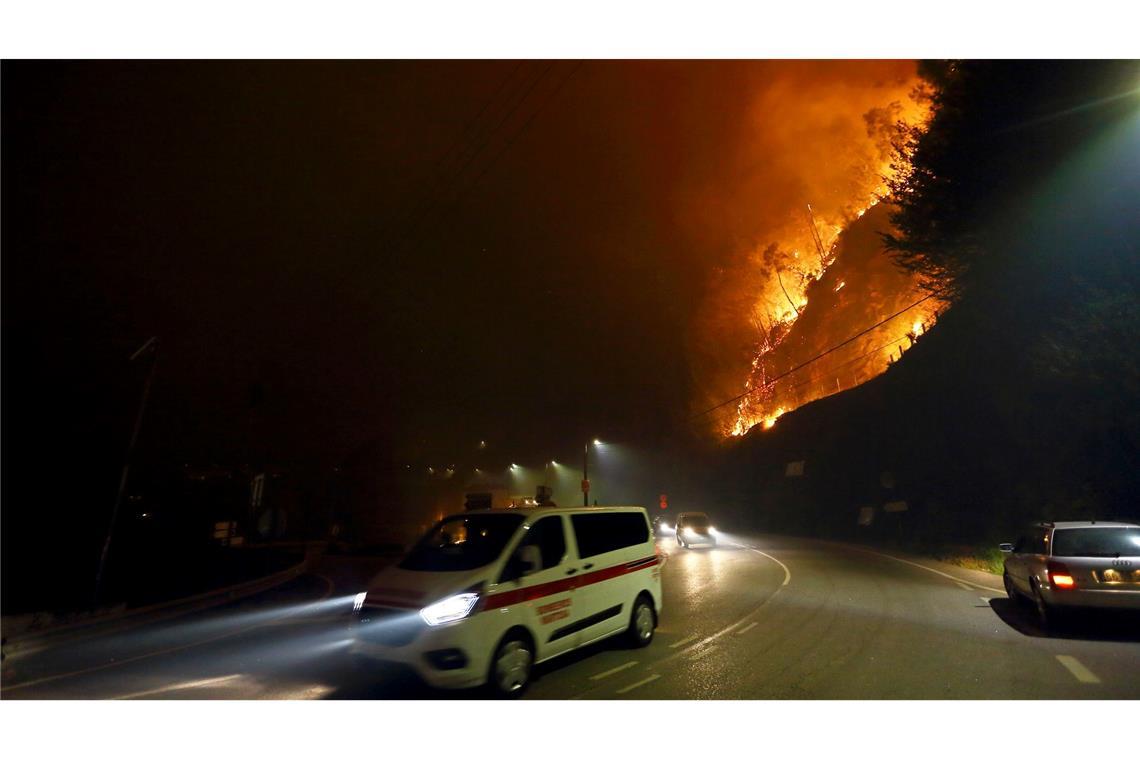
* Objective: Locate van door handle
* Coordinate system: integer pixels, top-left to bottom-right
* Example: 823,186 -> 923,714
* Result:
582,563 -> 594,570
565,568 -> 577,575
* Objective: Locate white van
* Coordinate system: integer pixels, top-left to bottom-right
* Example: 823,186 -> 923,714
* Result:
350,506 -> 662,696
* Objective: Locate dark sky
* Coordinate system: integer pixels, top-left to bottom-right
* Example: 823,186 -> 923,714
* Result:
2,60 -> 920,481
3,62 -> 707,476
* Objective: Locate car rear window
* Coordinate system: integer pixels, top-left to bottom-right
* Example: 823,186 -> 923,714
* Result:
571,512 -> 650,559
1051,527 -> 1140,558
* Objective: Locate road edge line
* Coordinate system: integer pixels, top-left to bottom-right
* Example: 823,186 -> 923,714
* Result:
847,546 -> 1004,594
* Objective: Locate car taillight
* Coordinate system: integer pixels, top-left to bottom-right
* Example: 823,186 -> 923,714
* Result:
1047,561 -> 1075,589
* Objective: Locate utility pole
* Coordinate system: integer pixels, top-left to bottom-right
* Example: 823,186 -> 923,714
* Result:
94,336 -> 159,607
582,441 -> 589,507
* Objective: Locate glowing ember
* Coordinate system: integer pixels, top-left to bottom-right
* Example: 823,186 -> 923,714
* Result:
762,408 -> 786,430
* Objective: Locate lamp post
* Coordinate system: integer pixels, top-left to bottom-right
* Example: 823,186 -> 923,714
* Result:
582,443 -> 589,506
583,439 -> 601,506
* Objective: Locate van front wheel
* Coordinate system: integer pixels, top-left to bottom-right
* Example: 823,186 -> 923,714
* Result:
627,595 -> 656,648
488,632 -> 533,698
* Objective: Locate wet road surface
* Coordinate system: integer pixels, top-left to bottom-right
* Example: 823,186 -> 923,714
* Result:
4,535 -> 1138,699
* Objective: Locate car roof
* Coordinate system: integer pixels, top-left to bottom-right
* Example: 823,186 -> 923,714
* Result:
1039,520 -> 1140,529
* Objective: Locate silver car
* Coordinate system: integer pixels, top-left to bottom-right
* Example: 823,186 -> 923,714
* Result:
1001,520 -> 1140,627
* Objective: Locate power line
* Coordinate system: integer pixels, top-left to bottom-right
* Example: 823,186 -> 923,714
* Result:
431,61 -> 583,225
432,62 -> 556,208
693,293 -> 936,420
704,331 -> 915,426
429,62 -> 528,184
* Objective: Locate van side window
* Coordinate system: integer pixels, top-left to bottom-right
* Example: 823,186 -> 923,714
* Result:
571,513 -> 649,559
525,516 -> 567,570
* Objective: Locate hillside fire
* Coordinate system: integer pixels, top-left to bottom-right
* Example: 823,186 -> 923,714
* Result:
727,202 -> 945,437
683,62 -> 946,438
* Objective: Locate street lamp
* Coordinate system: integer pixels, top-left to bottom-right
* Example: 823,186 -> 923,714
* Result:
583,440 -> 604,506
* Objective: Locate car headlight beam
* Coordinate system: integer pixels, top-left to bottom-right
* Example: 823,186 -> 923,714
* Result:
420,592 -> 481,626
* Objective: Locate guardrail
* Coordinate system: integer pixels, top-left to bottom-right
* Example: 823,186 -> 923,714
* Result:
2,542 -> 327,659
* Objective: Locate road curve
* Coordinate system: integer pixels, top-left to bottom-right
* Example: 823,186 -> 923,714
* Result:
4,534 -> 1138,699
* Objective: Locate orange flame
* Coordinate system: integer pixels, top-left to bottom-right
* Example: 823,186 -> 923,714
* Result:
721,80 -> 940,438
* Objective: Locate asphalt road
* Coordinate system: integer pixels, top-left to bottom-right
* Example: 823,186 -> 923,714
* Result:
4,534 -> 1139,699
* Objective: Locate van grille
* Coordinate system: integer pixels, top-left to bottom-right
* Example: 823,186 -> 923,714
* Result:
356,606 -> 422,647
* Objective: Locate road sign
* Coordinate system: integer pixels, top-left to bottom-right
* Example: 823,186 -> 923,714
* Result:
581,479 -> 590,493
883,500 -> 908,513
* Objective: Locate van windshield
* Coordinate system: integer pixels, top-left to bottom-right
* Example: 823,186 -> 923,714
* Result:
399,514 -> 525,572
681,514 -> 710,529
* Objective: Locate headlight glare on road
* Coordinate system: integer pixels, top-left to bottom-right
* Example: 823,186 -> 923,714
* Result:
420,592 -> 480,626
353,592 -> 367,612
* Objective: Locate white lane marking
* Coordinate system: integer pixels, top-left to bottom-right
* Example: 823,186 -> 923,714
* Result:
668,635 -> 698,649
690,646 -> 718,661
589,661 -> 639,681
956,582 -> 973,591
1055,655 -> 1101,684
570,542 -> 789,699
848,546 -> 1004,594
747,546 -> 791,586
114,674 -> 245,700
979,596 -> 992,603
616,674 -> 660,694
736,622 -> 759,635
658,546 -> 790,664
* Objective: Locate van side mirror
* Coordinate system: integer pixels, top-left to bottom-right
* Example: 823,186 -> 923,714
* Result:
999,543 -> 1014,553
502,545 -> 542,584
517,545 -> 542,576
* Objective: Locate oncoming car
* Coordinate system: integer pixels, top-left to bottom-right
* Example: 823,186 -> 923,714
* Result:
350,506 -> 662,696
1001,520 -> 1140,627
675,511 -> 717,548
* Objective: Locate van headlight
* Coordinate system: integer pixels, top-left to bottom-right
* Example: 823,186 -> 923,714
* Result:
709,527 -> 719,536
353,592 -> 367,612
420,592 -> 480,626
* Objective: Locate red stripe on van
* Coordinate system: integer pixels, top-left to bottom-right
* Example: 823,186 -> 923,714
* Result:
483,555 -> 659,611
